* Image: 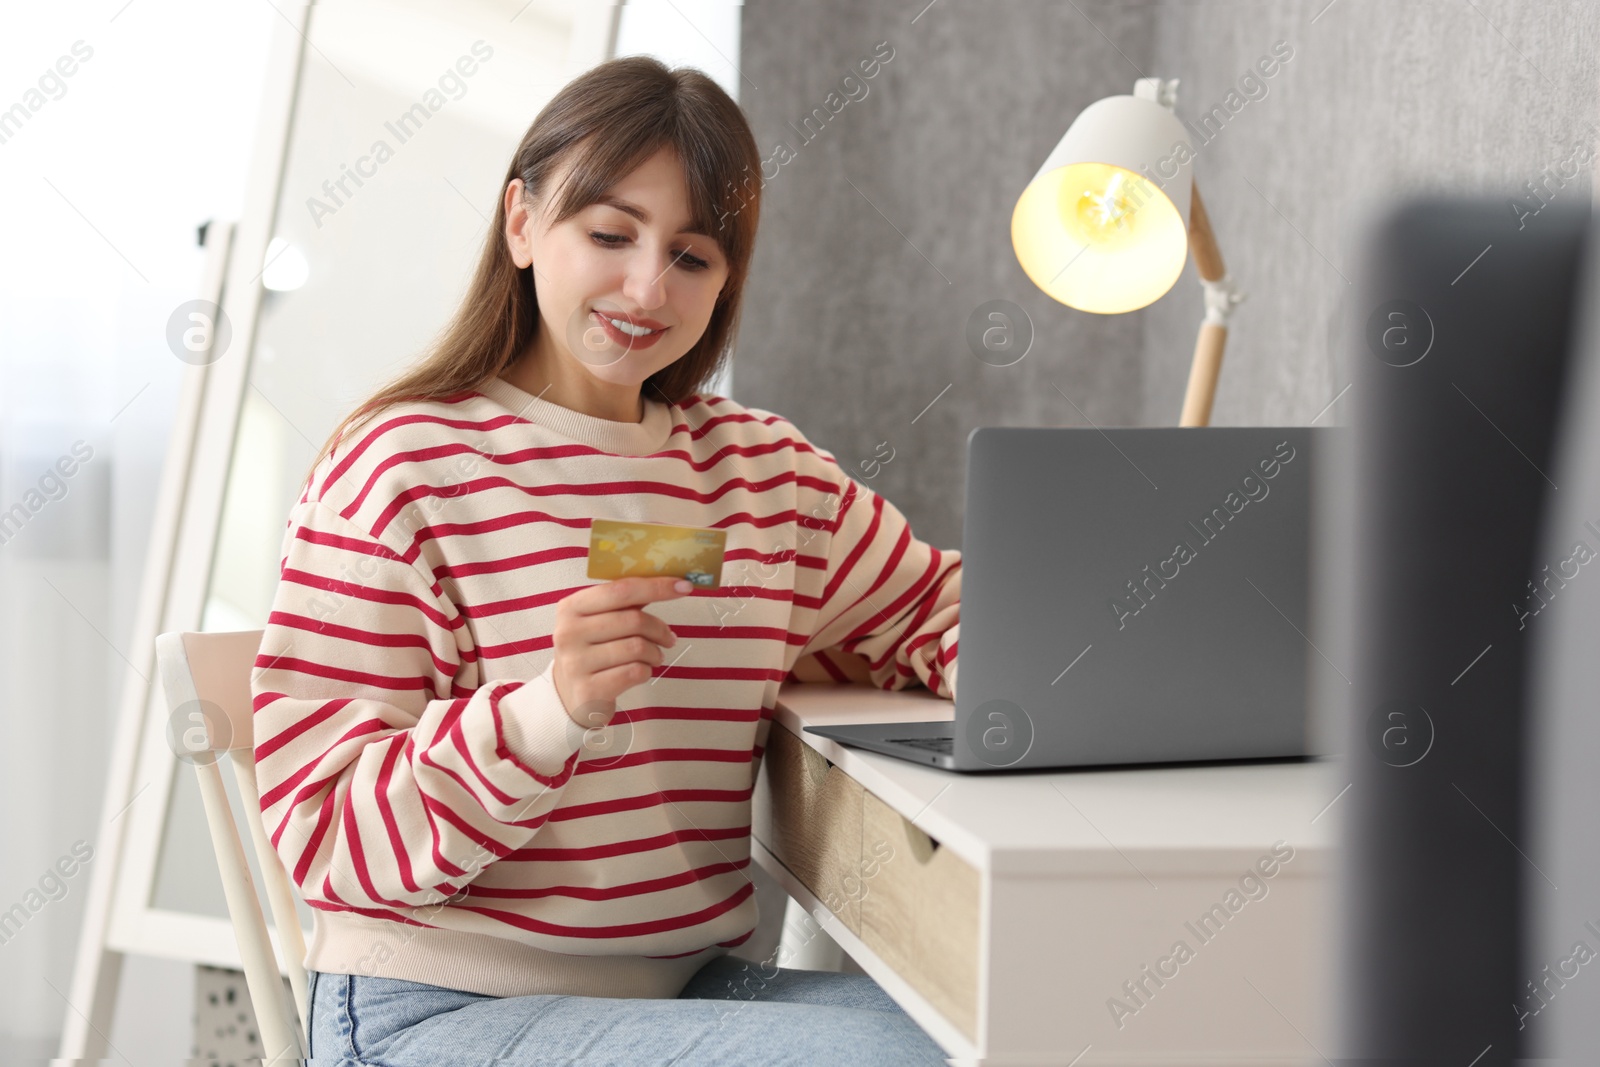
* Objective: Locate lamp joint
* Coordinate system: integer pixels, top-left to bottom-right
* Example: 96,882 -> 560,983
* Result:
1201,274 -> 1247,326
1133,77 -> 1180,111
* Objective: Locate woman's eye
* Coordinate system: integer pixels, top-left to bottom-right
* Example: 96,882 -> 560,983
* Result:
588,231 -> 710,271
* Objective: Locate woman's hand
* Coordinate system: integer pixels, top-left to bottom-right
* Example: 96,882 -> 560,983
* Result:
551,576 -> 691,728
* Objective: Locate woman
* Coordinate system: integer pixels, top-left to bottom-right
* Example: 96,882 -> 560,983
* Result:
252,54 -> 961,1065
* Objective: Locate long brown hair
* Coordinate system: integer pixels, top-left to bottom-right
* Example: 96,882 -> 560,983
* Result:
300,55 -> 763,495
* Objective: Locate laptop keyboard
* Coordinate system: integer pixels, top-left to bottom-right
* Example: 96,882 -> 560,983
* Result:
888,735 -> 954,754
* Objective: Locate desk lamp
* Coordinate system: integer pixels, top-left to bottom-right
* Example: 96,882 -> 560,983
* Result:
1011,77 -> 1244,426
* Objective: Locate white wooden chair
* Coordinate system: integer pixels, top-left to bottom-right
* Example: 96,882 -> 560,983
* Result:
154,629 -> 309,1064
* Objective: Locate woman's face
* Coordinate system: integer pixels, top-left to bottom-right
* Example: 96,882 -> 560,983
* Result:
503,145 -> 730,394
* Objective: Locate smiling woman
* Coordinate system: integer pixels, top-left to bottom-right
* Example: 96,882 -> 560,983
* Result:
494,141 -> 732,422
300,54 -> 762,473
254,52 -> 959,1067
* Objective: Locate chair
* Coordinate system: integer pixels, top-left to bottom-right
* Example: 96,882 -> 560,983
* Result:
154,629 -> 309,1064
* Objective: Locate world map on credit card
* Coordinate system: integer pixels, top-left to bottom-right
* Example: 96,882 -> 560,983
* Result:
586,518 -> 727,589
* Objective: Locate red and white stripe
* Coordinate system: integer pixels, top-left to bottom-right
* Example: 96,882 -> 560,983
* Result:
250,391 -> 959,996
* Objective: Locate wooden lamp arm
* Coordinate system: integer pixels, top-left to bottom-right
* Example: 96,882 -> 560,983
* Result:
1178,180 -> 1245,427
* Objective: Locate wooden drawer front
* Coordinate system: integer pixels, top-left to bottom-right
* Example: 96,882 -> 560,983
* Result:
758,722 -> 865,933
859,788 -> 981,1042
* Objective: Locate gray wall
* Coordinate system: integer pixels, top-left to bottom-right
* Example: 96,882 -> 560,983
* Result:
1141,0 -> 1600,428
736,0 -> 1600,552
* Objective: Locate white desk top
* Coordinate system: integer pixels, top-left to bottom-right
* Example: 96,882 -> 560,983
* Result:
770,683 -> 1344,878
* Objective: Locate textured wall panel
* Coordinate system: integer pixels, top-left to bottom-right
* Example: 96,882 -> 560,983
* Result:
737,0 -> 1599,551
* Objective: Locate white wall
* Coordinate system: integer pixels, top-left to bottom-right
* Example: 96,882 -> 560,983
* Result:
0,2 -> 277,1060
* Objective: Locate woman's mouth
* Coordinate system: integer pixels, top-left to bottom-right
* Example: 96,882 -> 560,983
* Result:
592,310 -> 666,350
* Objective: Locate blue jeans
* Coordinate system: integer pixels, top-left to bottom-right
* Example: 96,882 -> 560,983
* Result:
304,955 -> 951,1066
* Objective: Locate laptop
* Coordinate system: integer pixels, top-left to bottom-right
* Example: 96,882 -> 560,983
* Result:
805,425 -> 1337,772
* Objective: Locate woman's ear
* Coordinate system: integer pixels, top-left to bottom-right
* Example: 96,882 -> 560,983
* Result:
504,179 -> 536,269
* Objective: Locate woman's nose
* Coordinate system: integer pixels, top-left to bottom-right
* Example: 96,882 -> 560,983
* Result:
622,251 -> 670,309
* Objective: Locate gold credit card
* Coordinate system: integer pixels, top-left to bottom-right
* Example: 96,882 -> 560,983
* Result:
586,518 -> 727,589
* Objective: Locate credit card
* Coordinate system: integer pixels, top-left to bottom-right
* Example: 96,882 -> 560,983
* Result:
586,517 -> 727,589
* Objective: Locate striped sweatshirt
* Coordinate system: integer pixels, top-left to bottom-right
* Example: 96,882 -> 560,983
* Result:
250,376 -> 961,1000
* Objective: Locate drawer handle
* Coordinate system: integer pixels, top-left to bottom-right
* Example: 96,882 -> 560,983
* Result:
899,816 -> 941,864
799,737 -> 834,785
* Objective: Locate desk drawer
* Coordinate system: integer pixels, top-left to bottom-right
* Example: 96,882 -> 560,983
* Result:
859,789 -> 981,1042
758,721 -> 865,933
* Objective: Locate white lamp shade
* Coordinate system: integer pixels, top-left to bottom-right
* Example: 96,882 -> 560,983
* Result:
1012,94 -> 1194,314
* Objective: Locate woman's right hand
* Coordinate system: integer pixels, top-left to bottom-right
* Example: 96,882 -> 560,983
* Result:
550,575 -> 692,728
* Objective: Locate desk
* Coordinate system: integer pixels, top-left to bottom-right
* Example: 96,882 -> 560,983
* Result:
752,683 -> 1339,1067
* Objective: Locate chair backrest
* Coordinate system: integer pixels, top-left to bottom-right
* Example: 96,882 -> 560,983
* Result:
155,629 -> 309,1064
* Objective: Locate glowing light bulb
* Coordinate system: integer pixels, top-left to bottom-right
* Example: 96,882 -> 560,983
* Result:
1011,158 -> 1188,313
1059,165 -> 1150,250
